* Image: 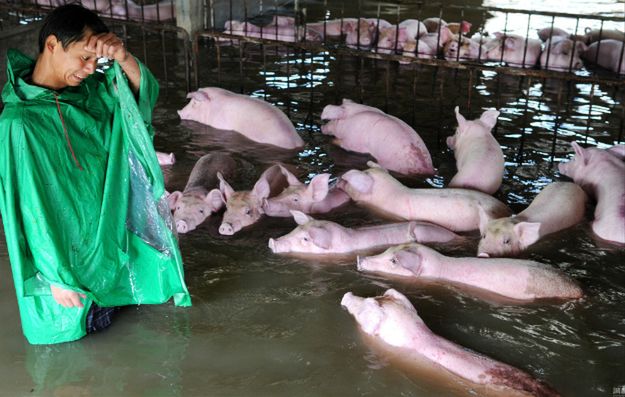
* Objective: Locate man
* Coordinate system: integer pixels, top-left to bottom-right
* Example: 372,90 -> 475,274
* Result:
0,4 -> 191,344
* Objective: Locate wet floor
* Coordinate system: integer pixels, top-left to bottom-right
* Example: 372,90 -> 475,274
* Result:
1,1 -> 624,396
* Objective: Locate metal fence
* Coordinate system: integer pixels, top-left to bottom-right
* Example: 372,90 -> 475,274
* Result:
0,0 -> 176,26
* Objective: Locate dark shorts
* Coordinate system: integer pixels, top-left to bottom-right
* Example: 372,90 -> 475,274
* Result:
86,304 -> 118,334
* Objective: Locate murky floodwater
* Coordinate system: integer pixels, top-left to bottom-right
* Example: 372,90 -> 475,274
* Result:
1,1 -> 624,396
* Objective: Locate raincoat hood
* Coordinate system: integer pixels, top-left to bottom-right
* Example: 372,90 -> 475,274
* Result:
0,49 -> 191,345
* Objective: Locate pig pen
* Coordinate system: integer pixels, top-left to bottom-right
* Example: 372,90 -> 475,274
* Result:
0,1 -> 624,396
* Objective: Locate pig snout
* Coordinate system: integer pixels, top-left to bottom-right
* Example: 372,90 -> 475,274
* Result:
219,222 -> 235,235
477,252 -> 490,258
176,220 -> 189,234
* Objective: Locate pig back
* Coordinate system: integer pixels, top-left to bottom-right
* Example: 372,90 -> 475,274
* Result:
184,153 -> 237,193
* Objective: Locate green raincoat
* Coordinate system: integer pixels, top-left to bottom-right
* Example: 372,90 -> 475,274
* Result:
0,49 -> 191,345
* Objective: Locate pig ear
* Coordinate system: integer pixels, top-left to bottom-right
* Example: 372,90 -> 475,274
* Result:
477,205 -> 491,235
187,90 -> 210,101
308,226 -> 332,249
460,20 -> 472,34
341,171 -> 374,194
307,174 -> 331,202
513,222 -> 541,248
321,104 -> 346,121
571,142 -> 588,164
252,177 -> 271,200
291,210 -> 313,225
480,109 -> 500,129
278,164 -> 303,186
454,106 -> 466,126
217,172 -> 235,202
205,188 -> 225,212
167,191 -> 183,210
383,289 -> 415,311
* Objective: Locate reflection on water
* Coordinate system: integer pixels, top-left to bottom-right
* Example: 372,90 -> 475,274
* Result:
0,3 -> 624,397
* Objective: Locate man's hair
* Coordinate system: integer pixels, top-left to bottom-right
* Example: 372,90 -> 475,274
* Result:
38,4 -> 109,53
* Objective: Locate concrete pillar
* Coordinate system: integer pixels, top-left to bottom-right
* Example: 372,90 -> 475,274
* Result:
175,0 -> 204,36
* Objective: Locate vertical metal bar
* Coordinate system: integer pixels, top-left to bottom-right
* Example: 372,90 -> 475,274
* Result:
568,17 -> 581,73
544,15 -> 555,69
584,83 -> 595,145
522,13 -> 531,68
161,29 -> 168,91
192,34 -> 199,90
500,12 -> 509,64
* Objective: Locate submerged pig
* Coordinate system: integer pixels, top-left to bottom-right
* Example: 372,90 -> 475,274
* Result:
540,35 -> 586,71
262,167 -> 350,216
582,39 -> 625,74
402,26 -> 454,59
478,182 -> 587,257
341,289 -> 560,396
447,107 -> 503,194
483,33 -> 542,68
559,142 -> 625,244
321,99 -> 434,176
167,153 -> 237,234
358,243 -> 583,301
376,19 -> 427,53
268,210 -> 458,255
178,87 -> 304,149
338,162 -> 511,232
218,164 -> 292,235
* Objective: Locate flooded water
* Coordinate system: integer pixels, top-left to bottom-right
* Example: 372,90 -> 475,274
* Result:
1,1 -> 625,397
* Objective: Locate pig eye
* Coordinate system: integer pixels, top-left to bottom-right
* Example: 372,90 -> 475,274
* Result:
199,209 -> 205,214
302,236 -> 309,242
292,196 -> 299,202
176,206 -> 181,211
245,208 -> 251,215
390,257 -> 398,264
503,237 -> 510,245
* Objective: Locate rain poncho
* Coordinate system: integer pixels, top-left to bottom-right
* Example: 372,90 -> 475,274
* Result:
0,49 -> 191,345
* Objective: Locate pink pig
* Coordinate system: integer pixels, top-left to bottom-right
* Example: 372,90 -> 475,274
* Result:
156,151 -> 175,166
478,182 -> 587,257
376,19 -> 427,54
358,243 -> 583,301
341,289 -> 560,396
582,39 -> 625,74
558,142 -> 625,244
321,99 -> 434,176
337,162 -> 511,232
262,166 -> 350,217
446,107 -> 503,194
268,211 -> 459,255
540,35 -> 586,71
178,87 -> 304,149
217,164 -> 292,235
483,33 -> 542,68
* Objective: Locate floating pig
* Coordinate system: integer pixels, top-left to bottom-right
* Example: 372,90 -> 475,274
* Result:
337,162 -> 511,232
540,35 -> 586,71
447,107 -> 503,194
321,99 -> 434,176
559,142 -> 625,244
341,289 -> 560,396
582,39 -> 625,74
268,211 -> 459,255
167,153 -> 237,234
223,19 -> 321,42
178,87 -> 304,149
537,27 -> 571,42
358,243 -> 583,301
482,33 -> 542,68
403,26 -> 454,59
478,182 -> 587,257
156,151 -> 175,166
262,166 -> 350,216
218,164 -> 292,235
376,19 -> 427,54
443,35 -> 483,62
572,28 -> 625,45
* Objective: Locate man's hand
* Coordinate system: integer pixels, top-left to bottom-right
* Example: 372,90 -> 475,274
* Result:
84,32 -> 141,94
84,32 -> 128,64
50,284 -> 86,308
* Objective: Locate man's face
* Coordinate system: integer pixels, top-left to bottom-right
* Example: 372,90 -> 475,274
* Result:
49,30 -> 98,88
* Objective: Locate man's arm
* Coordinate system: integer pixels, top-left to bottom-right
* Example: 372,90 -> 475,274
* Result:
84,32 -> 141,94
